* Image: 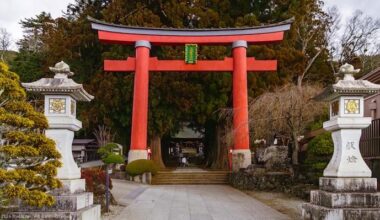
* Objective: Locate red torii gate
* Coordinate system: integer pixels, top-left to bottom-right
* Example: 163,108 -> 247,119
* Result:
90,17 -> 292,168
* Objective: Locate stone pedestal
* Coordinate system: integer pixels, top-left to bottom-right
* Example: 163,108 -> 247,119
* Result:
323,117 -> 372,177
302,177 -> 380,220
128,149 -> 148,162
6,192 -> 101,220
47,129 -> 81,179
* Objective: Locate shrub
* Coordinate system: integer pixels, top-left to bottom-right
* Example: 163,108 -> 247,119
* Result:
103,153 -> 124,164
125,159 -> 158,177
306,112 -> 329,131
81,168 -> 114,213
97,142 -> 119,158
97,142 -> 124,164
0,62 -> 62,208
303,132 -> 333,184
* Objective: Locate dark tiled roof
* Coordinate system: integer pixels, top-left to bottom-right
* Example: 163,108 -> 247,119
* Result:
88,16 -> 293,36
73,139 -> 97,145
360,67 -> 380,84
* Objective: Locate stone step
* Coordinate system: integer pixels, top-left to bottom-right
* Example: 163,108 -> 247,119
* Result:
8,204 -> 101,220
152,182 -> 227,185
152,180 -> 228,184
154,175 -> 228,179
152,171 -> 229,185
153,177 -> 228,180
153,178 -> 228,181
319,177 -> 377,193
155,172 -> 228,176
156,172 -> 229,175
310,190 -> 380,208
154,177 -> 227,180
155,176 -> 228,178
152,178 -> 228,181
302,203 -> 380,220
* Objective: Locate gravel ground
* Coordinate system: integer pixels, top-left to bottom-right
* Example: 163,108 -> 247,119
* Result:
102,205 -> 125,220
244,190 -> 304,219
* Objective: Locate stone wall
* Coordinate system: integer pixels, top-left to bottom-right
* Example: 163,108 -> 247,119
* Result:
229,170 -> 293,191
229,169 -> 317,200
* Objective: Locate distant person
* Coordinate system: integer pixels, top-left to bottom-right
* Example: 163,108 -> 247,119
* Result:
181,157 -> 188,167
198,143 -> 204,156
175,143 -> 180,155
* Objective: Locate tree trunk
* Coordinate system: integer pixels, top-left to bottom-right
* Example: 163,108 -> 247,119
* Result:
205,120 -> 217,168
211,124 -> 221,169
211,123 -> 229,169
292,133 -> 299,165
150,135 -> 165,169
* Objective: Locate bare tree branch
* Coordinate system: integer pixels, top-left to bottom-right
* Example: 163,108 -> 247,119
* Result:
334,10 -> 380,71
0,28 -> 11,61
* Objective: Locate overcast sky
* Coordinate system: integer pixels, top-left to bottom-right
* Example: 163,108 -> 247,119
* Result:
0,0 -> 379,50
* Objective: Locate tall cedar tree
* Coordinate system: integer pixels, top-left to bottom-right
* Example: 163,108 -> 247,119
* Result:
0,62 -> 62,207
10,0 -> 333,168
10,12 -> 55,82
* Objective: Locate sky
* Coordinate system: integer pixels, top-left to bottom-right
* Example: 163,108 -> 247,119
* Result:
0,0 -> 379,50
0,0 -> 75,50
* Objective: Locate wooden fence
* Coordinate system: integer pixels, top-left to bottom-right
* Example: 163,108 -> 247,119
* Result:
360,118 -> 380,159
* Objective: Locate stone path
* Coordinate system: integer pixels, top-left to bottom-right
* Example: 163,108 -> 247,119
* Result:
112,184 -> 290,220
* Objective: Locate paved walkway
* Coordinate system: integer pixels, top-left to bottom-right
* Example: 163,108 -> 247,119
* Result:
112,183 -> 290,220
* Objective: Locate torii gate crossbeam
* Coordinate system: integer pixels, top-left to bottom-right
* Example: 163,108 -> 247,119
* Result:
104,57 -> 277,72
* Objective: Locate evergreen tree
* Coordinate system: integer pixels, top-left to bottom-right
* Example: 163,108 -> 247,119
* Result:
0,62 -> 61,207
10,12 -> 54,82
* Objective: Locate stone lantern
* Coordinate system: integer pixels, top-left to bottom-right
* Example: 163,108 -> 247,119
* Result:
21,61 -> 100,220
302,64 -> 380,220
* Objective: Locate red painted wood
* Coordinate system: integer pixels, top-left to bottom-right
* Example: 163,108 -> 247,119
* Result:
98,31 -> 284,45
130,45 -> 150,151
104,57 -> 277,72
232,45 -> 250,150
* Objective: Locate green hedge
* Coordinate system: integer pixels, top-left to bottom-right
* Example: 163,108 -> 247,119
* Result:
303,132 -> 333,184
126,159 -> 158,177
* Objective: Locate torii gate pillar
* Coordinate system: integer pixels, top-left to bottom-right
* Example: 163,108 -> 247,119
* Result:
128,40 -> 151,162
232,40 -> 251,169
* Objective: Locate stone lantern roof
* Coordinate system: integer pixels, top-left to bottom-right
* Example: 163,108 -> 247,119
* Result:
315,63 -> 380,101
22,61 -> 94,102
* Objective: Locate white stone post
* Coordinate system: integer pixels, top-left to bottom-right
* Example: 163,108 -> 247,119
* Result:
322,104 -> 372,177
44,102 -> 85,192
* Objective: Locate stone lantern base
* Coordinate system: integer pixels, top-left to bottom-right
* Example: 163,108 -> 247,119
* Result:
6,195 -> 101,220
5,187 -> 101,220
302,177 -> 380,220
